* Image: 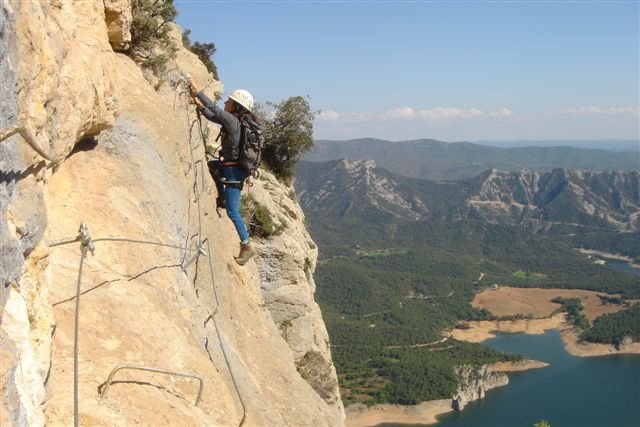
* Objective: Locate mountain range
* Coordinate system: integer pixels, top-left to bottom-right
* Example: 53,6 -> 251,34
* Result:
305,139 -> 639,181
296,159 -> 640,235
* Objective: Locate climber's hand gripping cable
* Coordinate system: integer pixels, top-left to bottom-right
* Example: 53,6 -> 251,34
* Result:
184,75 -> 204,108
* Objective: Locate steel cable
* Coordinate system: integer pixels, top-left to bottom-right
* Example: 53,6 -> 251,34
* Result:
180,80 -> 249,426
93,237 -> 200,252
185,82 -> 247,427
73,244 -> 88,427
49,236 -> 200,252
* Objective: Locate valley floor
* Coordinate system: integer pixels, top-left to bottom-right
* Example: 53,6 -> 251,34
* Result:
344,287 -> 640,427
470,286 -> 629,322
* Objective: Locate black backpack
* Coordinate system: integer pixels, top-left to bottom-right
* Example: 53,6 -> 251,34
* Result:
238,116 -> 265,178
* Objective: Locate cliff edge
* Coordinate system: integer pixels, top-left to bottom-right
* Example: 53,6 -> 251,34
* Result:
0,1 -> 344,426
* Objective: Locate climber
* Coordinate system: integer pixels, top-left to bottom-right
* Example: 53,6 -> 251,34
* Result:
187,77 -> 256,266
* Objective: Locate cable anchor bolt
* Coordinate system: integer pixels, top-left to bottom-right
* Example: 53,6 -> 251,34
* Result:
78,223 -> 95,255
181,244 -> 206,271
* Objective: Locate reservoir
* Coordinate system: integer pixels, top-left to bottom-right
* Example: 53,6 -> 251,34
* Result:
380,330 -> 640,427
608,260 -> 640,276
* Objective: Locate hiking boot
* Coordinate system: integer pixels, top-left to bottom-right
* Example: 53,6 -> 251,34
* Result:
235,243 -> 255,266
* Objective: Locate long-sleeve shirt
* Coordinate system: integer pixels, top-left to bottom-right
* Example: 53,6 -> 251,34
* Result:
196,91 -> 241,162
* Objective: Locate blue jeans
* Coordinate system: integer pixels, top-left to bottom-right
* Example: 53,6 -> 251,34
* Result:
209,161 -> 249,244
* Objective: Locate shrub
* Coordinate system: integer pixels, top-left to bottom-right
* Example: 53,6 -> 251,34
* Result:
128,0 -> 178,78
254,96 -> 316,184
181,29 -> 219,79
240,195 -> 284,238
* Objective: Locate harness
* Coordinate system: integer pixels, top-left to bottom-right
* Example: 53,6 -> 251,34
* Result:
203,125 -> 242,187
207,159 -> 244,190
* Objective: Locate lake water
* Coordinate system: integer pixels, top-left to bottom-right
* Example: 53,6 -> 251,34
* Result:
608,260 -> 640,276
379,330 -> 640,427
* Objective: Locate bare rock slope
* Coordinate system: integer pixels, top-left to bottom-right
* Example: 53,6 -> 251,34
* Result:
0,1 -> 343,426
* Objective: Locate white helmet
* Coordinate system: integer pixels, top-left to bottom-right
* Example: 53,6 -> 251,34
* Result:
228,89 -> 254,112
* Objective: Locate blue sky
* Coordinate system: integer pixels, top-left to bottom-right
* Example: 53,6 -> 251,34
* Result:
175,0 -> 640,142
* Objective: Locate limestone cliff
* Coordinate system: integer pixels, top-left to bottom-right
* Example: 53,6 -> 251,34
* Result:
467,168 -> 640,232
451,365 -> 508,411
0,1 -> 344,426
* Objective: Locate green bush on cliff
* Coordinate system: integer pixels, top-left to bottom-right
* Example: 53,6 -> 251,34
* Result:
128,0 -> 178,77
181,29 -> 219,79
254,96 -> 316,184
240,195 -> 284,238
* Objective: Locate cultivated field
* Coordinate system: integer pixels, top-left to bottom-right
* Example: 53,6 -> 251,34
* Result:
471,286 -> 628,321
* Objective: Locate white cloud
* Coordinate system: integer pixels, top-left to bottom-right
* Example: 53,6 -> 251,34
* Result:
317,110 -> 341,121
380,107 -> 484,121
313,105 -> 639,141
380,107 -> 416,120
551,106 -> 640,116
490,108 -> 513,117
316,106 -> 511,123
345,112 -> 375,122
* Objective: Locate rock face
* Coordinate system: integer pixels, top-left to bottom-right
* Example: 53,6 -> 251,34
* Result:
451,365 -> 509,411
468,168 -> 640,232
250,173 -> 341,409
104,0 -> 133,51
297,160 -> 639,234
297,158 -> 429,221
0,2 -> 344,426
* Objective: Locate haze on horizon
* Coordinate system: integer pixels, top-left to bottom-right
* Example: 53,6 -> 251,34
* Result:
175,0 -> 640,143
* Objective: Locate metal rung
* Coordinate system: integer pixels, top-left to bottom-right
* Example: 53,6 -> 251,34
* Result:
100,364 -> 204,406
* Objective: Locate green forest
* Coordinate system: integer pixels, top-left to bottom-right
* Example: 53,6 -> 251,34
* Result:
309,218 -> 640,406
582,304 -> 640,345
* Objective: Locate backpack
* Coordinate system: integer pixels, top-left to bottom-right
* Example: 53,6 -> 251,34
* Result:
238,116 -> 265,178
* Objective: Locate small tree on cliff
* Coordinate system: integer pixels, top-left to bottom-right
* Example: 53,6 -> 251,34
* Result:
255,96 -> 316,184
128,0 -> 178,77
182,29 -> 219,79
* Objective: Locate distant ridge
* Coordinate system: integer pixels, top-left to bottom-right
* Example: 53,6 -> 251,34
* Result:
473,139 -> 639,152
296,159 -> 640,233
306,138 -> 639,180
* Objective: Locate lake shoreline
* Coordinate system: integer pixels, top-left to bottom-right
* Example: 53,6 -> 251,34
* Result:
345,400 -> 453,427
450,313 -> 640,357
344,360 -> 547,427
577,248 -> 640,270
346,314 -> 640,427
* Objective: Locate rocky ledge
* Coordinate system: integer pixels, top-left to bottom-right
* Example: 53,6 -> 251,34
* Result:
452,364 -> 509,411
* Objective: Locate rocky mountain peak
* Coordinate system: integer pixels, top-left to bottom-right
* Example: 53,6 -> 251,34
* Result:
339,158 -> 377,173
298,158 -> 427,221
297,160 -> 638,234
468,168 -> 639,231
